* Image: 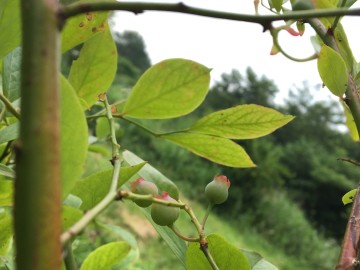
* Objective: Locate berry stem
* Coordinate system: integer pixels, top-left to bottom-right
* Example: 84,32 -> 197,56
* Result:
169,224 -> 200,242
201,203 -> 214,230
63,242 -> 78,270
201,244 -> 220,270
119,190 -> 186,208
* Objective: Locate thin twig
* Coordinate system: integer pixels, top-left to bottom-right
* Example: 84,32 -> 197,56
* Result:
201,203 -> 213,230
201,244 -> 220,270
0,93 -> 20,120
337,185 -> 360,269
169,224 -> 200,242
338,158 -> 360,167
119,190 -> 186,208
60,159 -> 122,245
63,242 -> 78,270
61,93 -> 122,245
332,0 -> 348,31
270,26 -> 318,62
103,95 -> 120,158
61,2 -> 360,27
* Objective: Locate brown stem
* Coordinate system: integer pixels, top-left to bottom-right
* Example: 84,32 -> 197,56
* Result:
337,185 -> 360,270
62,2 -> 360,26
15,0 -> 62,270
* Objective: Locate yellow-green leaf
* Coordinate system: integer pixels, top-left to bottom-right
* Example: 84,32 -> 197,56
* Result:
334,24 -> 356,72
317,45 -> 348,97
123,59 -> 211,119
0,179 -> 13,206
268,0 -> 283,12
68,22 -> 117,109
61,205 -> 83,231
0,0 -> 21,59
60,76 -> 88,199
71,163 -> 146,210
61,11 -> 108,53
186,234 -> 251,270
80,242 -> 131,270
341,100 -> 359,141
161,133 -> 255,168
0,210 -> 12,256
190,104 -> 294,139
342,189 -> 357,205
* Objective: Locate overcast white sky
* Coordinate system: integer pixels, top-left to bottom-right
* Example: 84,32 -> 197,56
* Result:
113,1 -> 360,104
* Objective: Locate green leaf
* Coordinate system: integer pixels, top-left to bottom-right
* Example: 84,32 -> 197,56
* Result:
0,209 -> 12,256
68,22 -> 117,109
341,100 -> 359,141
82,149 -> 113,178
342,189 -> 357,205
317,45 -> 348,97
186,234 -> 251,270
334,24 -> 355,72
0,0 -> 21,60
79,242 -> 131,270
241,249 -> 278,270
0,122 -> 19,144
61,205 -> 83,231
190,104 -> 294,139
96,117 -> 110,139
97,223 -> 139,268
71,163 -> 146,210
268,0 -> 283,11
0,255 -> 14,270
63,194 -> 83,209
161,133 -> 255,168
2,47 -> 21,101
0,164 -> 14,178
122,150 -> 180,199
60,76 -> 88,199
0,179 -> 13,206
123,58 -> 211,119
61,11 -> 108,53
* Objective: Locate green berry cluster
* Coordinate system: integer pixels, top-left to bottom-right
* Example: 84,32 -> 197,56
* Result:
130,178 -> 179,226
130,175 -> 231,227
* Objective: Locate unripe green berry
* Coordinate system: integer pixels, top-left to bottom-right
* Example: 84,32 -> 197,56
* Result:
151,192 -> 180,226
292,0 -> 314,11
130,178 -> 158,207
205,175 -> 231,205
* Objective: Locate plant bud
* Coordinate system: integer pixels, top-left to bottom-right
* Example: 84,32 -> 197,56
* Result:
151,192 -> 180,226
205,175 -> 231,204
130,178 -> 158,207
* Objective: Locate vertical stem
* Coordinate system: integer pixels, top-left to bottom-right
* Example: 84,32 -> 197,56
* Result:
63,242 -> 78,270
15,1 -> 61,270
336,185 -> 360,270
201,245 -> 220,270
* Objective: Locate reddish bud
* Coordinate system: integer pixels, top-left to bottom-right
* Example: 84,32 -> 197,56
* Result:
285,26 -> 300,36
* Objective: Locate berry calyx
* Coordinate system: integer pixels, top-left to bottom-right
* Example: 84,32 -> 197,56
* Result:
130,178 -> 159,207
205,175 -> 231,205
151,192 -> 180,226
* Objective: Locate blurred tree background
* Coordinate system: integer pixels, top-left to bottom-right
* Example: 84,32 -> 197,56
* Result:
73,30 -> 360,269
